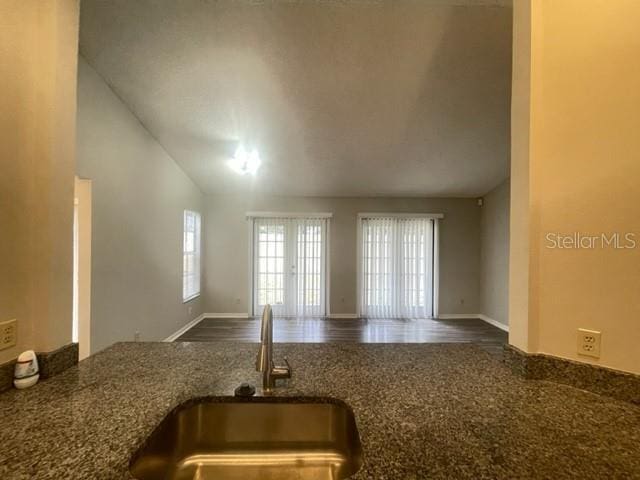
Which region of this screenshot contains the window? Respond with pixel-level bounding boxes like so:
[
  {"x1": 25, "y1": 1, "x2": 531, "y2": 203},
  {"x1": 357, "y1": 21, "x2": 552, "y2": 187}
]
[
  {"x1": 359, "y1": 214, "x2": 440, "y2": 319},
  {"x1": 183, "y1": 210, "x2": 201, "y2": 302}
]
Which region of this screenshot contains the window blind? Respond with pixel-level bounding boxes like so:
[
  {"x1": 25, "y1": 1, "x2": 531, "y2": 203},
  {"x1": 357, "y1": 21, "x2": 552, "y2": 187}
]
[{"x1": 360, "y1": 216, "x2": 439, "y2": 318}]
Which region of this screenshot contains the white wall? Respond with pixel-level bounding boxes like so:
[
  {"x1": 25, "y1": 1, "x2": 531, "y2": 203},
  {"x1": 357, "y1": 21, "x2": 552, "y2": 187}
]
[
  {"x1": 480, "y1": 179, "x2": 510, "y2": 327},
  {"x1": 74, "y1": 177, "x2": 92, "y2": 360},
  {"x1": 0, "y1": 0, "x2": 79, "y2": 364},
  {"x1": 76, "y1": 57, "x2": 204, "y2": 353},
  {"x1": 511, "y1": 0, "x2": 640, "y2": 374},
  {"x1": 203, "y1": 194, "x2": 480, "y2": 316},
  {"x1": 508, "y1": 0, "x2": 533, "y2": 351}
]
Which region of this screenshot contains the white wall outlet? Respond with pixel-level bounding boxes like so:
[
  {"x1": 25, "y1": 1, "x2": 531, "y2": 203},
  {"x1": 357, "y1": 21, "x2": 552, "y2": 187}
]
[
  {"x1": 0, "y1": 319, "x2": 17, "y2": 351},
  {"x1": 188, "y1": 306, "x2": 193, "y2": 315},
  {"x1": 577, "y1": 328, "x2": 601, "y2": 358},
  {"x1": 134, "y1": 331, "x2": 141, "y2": 342}
]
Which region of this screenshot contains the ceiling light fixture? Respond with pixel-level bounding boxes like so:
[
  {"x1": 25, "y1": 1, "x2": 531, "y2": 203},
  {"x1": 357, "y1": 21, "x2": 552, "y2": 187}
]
[{"x1": 228, "y1": 145, "x2": 261, "y2": 176}]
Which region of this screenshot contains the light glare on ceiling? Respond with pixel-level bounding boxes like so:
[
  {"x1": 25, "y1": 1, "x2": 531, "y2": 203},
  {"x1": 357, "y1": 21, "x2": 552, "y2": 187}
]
[{"x1": 228, "y1": 145, "x2": 261, "y2": 176}]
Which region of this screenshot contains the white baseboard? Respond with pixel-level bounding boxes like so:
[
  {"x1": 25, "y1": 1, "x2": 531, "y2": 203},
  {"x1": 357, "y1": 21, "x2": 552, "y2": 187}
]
[
  {"x1": 203, "y1": 313, "x2": 251, "y2": 319},
  {"x1": 327, "y1": 313, "x2": 359, "y2": 319},
  {"x1": 438, "y1": 313, "x2": 509, "y2": 332},
  {"x1": 164, "y1": 313, "x2": 206, "y2": 342},
  {"x1": 477, "y1": 314, "x2": 509, "y2": 332}
]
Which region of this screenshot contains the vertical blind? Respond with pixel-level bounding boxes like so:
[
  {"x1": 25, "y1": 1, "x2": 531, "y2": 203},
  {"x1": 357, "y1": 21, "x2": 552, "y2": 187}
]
[
  {"x1": 252, "y1": 216, "x2": 328, "y2": 317},
  {"x1": 183, "y1": 210, "x2": 201, "y2": 301},
  {"x1": 360, "y1": 216, "x2": 439, "y2": 319}
]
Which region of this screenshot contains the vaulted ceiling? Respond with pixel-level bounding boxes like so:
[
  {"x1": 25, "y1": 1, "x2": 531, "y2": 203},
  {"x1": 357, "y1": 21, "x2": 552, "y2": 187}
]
[{"x1": 79, "y1": 0, "x2": 512, "y2": 196}]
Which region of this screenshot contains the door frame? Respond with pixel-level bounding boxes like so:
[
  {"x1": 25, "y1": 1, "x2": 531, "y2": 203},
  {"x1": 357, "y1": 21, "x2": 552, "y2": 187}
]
[
  {"x1": 73, "y1": 177, "x2": 92, "y2": 360},
  {"x1": 247, "y1": 212, "x2": 332, "y2": 317}
]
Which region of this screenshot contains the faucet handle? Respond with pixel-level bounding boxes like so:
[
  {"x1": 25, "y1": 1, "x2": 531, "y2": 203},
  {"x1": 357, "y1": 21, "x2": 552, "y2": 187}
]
[
  {"x1": 283, "y1": 357, "x2": 291, "y2": 376},
  {"x1": 272, "y1": 357, "x2": 292, "y2": 379}
]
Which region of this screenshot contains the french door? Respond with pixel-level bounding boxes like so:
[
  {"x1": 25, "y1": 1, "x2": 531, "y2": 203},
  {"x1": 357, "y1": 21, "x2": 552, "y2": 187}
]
[{"x1": 251, "y1": 215, "x2": 329, "y2": 317}]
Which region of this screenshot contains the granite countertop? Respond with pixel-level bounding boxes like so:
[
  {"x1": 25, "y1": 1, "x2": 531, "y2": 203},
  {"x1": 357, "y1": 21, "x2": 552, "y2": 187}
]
[{"x1": 1, "y1": 342, "x2": 639, "y2": 479}]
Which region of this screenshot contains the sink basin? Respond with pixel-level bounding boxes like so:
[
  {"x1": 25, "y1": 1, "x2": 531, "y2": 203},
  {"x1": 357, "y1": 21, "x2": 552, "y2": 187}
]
[{"x1": 130, "y1": 397, "x2": 363, "y2": 480}]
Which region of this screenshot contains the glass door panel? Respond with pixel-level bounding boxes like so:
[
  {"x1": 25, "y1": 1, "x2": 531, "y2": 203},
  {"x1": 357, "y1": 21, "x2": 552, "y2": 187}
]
[
  {"x1": 253, "y1": 217, "x2": 327, "y2": 317},
  {"x1": 255, "y1": 222, "x2": 287, "y2": 316}
]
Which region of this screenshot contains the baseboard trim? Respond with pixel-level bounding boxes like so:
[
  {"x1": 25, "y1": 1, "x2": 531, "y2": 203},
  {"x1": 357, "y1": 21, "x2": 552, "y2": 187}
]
[
  {"x1": 438, "y1": 313, "x2": 509, "y2": 332},
  {"x1": 163, "y1": 314, "x2": 206, "y2": 342},
  {"x1": 203, "y1": 313, "x2": 251, "y2": 319},
  {"x1": 477, "y1": 314, "x2": 509, "y2": 332},
  {"x1": 438, "y1": 313, "x2": 479, "y2": 320},
  {"x1": 327, "y1": 313, "x2": 359, "y2": 319}
]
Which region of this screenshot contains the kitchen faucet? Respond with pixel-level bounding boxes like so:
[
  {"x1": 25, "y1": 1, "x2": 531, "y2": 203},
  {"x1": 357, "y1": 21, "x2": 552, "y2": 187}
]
[{"x1": 255, "y1": 304, "x2": 291, "y2": 391}]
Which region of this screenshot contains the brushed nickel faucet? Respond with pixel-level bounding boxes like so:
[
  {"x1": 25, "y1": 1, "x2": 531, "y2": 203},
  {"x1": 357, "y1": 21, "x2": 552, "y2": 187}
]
[{"x1": 256, "y1": 304, "x2": 291, "y2": 391}]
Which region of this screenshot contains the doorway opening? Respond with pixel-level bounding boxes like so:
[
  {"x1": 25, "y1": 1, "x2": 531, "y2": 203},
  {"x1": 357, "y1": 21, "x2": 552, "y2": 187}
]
[{"x1": 249, "y1": 213, "x2": 331, "y2": 317}]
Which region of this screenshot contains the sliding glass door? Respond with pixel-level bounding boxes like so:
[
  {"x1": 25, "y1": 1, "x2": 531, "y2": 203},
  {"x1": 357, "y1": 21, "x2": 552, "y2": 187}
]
[
  {"x1": 359, "y1": 215, "x2": 439, "y2": 319},
  {"x1": 251, "y1": 216, "x2": 328, "y2": 317}
]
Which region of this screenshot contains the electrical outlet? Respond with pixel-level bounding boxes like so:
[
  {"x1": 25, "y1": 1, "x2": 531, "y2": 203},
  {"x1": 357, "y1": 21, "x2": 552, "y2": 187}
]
[
  {"x1": 134, "y1": 331, "x2": 141, "y2": 342},
  {"x1": 577, "y1": 328, "x2": 601, "y2": 358},
  {"x1": 0, "y1": 319, "x2": 17, "y2": 351},
  {"x1": 188, "y1": 306, "x2": 193, "y2": 315}
]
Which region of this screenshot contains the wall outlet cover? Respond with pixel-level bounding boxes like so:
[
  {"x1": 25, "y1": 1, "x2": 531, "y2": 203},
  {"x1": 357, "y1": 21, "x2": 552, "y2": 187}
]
[
  {"x1": 0, "y1": 319, "x2": 17, "y2": 351},
  {"x1": 577, "y1": 328, "x2": 601, "y2": 358}
]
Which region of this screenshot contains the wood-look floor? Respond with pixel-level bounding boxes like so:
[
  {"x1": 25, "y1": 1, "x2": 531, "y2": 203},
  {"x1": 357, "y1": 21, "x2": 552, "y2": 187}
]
[{"x1": 176, "y1": 317, "x2": 508, "y2": 355}]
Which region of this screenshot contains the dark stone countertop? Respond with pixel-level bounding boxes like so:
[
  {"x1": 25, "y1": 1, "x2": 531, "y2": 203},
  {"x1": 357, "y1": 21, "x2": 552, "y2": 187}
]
[{"x1": 1, "y1": 342, "x2": 639, "y2": 479}]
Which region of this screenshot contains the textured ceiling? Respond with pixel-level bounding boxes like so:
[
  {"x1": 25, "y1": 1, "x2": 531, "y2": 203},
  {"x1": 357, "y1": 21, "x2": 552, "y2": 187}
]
[{"x1": 79, "y1": 0, "x2": 512, "y2": 196}]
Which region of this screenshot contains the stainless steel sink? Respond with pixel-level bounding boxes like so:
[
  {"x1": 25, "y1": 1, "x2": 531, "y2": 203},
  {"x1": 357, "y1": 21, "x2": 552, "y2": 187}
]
[{"x1": 130, "y1": 398, "x2": 363, "y2": 480}]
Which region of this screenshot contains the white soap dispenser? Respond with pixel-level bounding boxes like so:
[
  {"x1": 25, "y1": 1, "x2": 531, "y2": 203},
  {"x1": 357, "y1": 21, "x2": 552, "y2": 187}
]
[{"x1": 14, "y1": 350, "x2": 39, "y2": 389}]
